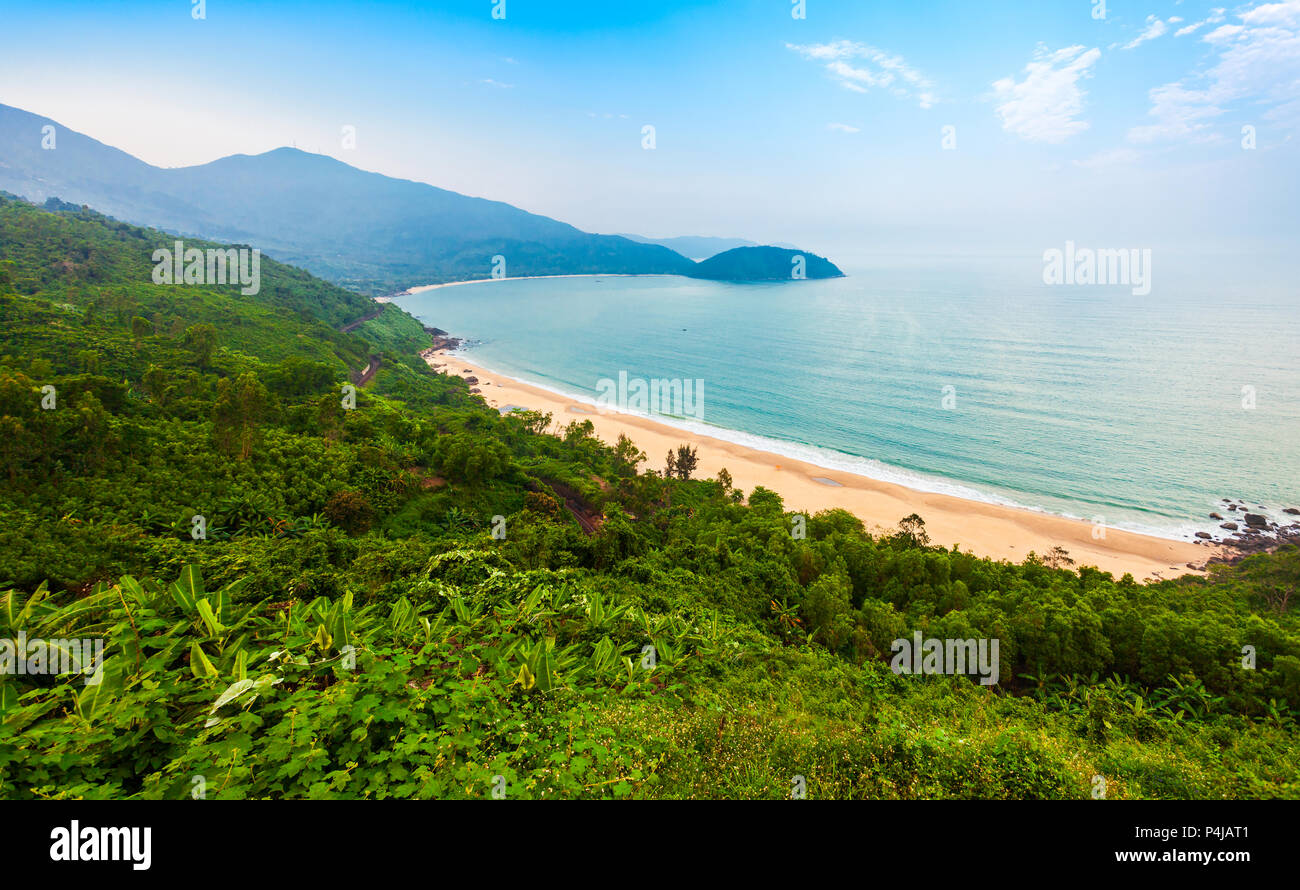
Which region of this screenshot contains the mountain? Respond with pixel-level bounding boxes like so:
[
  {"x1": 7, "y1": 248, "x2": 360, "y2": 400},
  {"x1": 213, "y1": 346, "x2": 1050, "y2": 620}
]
[
  {"x1": 688, "y1": 246, "x2": 844, "y2": 281},
  {"x1": 0, "y1": 103, "x2": 843, "y2": 294},
  {"x1": 0, "y1": 104, "x2": 696, "y2": 294},
  {"x1": 617, "y1": 234, "x2": 801, "y2": 259},
  {"x1": 618, "y1": 234, "x2": 758, "y2": 259}
]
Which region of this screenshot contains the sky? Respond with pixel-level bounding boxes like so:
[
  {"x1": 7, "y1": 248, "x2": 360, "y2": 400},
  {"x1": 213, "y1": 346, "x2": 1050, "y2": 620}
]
[{"x1": 2, "y1": 0, "x2": 1298, "y2": 262}]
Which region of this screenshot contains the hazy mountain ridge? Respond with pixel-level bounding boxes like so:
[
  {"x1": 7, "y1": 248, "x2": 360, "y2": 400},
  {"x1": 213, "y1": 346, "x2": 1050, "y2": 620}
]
[
  {"x1": 0, "y1": 103, "x2": 837, "y2": 293},
  {"x1": 0, "y1": 105, "x2": 695, "y2": 293},
  {"x1": 616, "y1": 233, "x2": 800, "y2": 259}
]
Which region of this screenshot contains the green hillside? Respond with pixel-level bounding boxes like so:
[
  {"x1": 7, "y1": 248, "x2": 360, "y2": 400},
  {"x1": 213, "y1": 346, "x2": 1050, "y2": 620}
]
[
  {"x1": 0, "y1": 194, "x2": 1296, "y2": 799},
  {"x1": 689, "y1": 246, "x2": 845, "y2": 281}
]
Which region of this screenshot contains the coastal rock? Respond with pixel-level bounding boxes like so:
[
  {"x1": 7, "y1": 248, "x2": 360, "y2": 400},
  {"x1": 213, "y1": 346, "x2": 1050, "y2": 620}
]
[
  {"x1": 1195, "y1": 531, "x2": 1213, "y2": 540},
  {"x1": 1285, "y1": 508, "x2": 1300, "y2": 515},
  {"x1": 1227, "y1": 504, "x2": 1239, "y2": 511},
  {"x1": 1220, "y1": 522, "x2": 1238, "y2": 531},
  {"x1": 464, "y1": 376, "x2": 479, "y2": 385},
  {"x1": 1243, "y1": 513, "x2": 1268, "y2": 528},
  {"x1": 1209, "y1": 512, "x2": 1223, "y2": 520}
]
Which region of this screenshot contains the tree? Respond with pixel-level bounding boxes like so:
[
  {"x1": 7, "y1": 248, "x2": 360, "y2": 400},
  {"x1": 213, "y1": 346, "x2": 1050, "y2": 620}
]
[
  {"x1": 212, "y1": 372, "x2": 269, "y2": 459},
  {"x1": 78, "y1": 350, "x2": 101, "y2": 374},
  {"x1": 184, "y1": 324, "x2": 217, "y2": 368},
  {"x1": 434, "y1": 431, "x2": 512, "y2": 484},
  {"x1": 563, "y1": 419, "x2": 594, "y2": 443},
  {"x1": 1044, "y1": 546, "x2": 1075, "y2": 569},
  {"x1": 716, "y1": 467, "x2": 733, "y2": 493},
  {"x1": 612, "y1": 434, "x2": 646, "y2": 475},
  {"x1": 896, "y1": 513, "x2": 931, "y2": 548},
  {"x1": 324, "y1": 490, "x2": 375, "y2": 534},
  {"x1": 666, "y1": 443, "x2": 698, "y2": 480},
  {"x1": 747, "y1": 486, "x2": 784, "y2": 514},
  {"x1": 802, "y1": 565, "x2": 854, "y2": 652},
  {"x1": 142, "y1": 365, "x2": 169, "y2": 408},
  {"x1": 130, "y1": 315, "x2": 153, "y2": 343}
]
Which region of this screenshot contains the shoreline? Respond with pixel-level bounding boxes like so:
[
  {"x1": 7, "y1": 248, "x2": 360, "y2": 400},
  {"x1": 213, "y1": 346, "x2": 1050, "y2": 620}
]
[
  {"x1": 393, "y1": 273, "x2": 654, "y2": 299},
  {"x1": 423, "y1": 348, "x2": 1220, "y2": 581}
]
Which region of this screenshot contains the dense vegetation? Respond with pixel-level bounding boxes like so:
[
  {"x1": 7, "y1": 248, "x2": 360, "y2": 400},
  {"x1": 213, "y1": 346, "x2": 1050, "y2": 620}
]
[
  {"x1": 688, "y1": 246, "x2": 845, "y2": 281},
  {"x1": 0, "y1": 194, "x2": 1296, "y2": 799}
]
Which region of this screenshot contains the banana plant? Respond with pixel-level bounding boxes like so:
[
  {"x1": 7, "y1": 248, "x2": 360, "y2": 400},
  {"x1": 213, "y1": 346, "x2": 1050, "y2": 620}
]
[
  {"x1": 512, "y1": 636, "x2": 580, "y2": 693},
  {"x1": 583, "y1": 590, "x2": 630, "y2": 629},
  {"x1": 586, "y1": 635, "x2": 631, "y2": 680}
]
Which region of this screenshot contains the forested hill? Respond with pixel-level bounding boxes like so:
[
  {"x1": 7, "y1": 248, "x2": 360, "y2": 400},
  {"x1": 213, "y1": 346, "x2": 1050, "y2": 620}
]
[
  {"x1": 0, "y1": 193, "x2": 1297, "y2": 799},
  {"x1": 0, "y1": 104, "x2": 697, "y2": 294},
  {"x1": 689, "y1": 246, "x2": 845, "y2": 281}
]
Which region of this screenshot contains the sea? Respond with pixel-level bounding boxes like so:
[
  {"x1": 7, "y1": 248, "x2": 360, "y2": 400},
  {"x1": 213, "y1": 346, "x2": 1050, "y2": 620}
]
[{"x1": 394, "y1": 253, "x2": 1300, "y2": 541}]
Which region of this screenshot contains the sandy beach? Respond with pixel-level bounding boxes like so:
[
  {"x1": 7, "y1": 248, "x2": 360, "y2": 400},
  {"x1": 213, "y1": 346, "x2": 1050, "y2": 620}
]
[
  {"x1": 393, "y1": 274, "x2": 651, "y2": 299},
  {"x1": 423, "y1": 349, "x2": 1217, "y2": 581}
]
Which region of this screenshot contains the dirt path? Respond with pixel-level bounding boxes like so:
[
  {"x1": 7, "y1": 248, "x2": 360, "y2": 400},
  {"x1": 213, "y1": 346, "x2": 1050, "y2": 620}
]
[{"x1": 340, "y1": 307, "x2": 384, "y2": 333}]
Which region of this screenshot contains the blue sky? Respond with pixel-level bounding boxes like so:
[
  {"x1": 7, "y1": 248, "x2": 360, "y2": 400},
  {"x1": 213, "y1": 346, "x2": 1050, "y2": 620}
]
[{"x1": 2, "y1": 0, "x2": 1298, "y2": 258}]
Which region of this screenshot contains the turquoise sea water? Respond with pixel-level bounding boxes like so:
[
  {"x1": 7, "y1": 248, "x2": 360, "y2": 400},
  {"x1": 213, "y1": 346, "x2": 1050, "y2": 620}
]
[{"x1": 395, "y1": 256, "x2": 1300, "y2": 540}]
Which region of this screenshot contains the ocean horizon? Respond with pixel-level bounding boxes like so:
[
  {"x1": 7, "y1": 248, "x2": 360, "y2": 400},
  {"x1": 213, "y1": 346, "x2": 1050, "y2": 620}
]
[{"x1": 396, "y1": 255, "x2": 1300, "y2": 543}]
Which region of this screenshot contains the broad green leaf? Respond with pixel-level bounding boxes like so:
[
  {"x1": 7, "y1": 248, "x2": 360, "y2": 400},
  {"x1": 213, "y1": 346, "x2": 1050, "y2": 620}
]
[
  {"x1": 211, "y1": 677, "x2": 255, "y2": 712},
  {"x1": 189, "y1": 642, "x2": 219, "y2": 679}
]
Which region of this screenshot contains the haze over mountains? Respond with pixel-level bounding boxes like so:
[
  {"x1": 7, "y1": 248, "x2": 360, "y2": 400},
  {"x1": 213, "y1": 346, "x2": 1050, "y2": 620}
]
[
  {"x1": 616, "y1": 234, "x2": 799, "y2": 260},
  {"x1": 0, "y1": 103, "x2": 841, "y2": 294}
]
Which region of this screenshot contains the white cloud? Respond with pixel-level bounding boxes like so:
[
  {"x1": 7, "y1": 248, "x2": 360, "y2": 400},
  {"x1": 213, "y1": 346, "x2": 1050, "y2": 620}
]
[
  {"x1": 828, "y1": 122, "x2": 861, "y2": 133},
  {"x1": 992, "y1": 45, "x2": 1102, "y2": 143},
  {"x1": 1238, "y1": 1, "x2": 1300, "y2": 25},
  {"x1": 788, "y1": 41, "x2": 937, "y2": 108},
  {"x1": 1124, "y1": 16, "x2": 1170, "y2": 50},
  {"x1": 1175, "y1": 7, "x2": 1227, "y2": 36},
  {"x1": 1204, "y1": 23, "x2": 1246, "y2": 40},
  {"x1": 1129, "y1": 0, "x2": 1300, "y2": 143}
]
